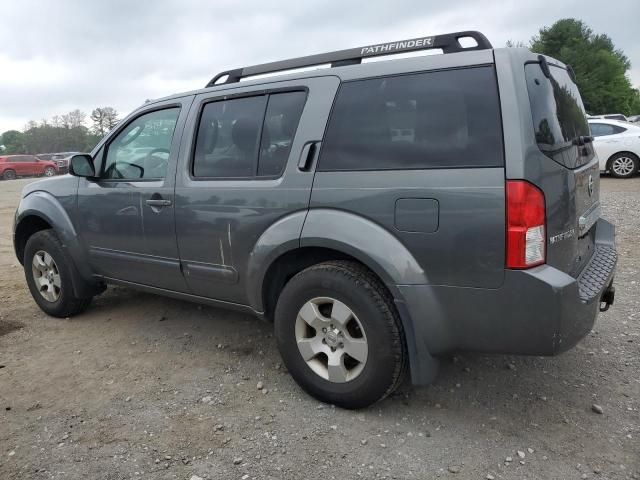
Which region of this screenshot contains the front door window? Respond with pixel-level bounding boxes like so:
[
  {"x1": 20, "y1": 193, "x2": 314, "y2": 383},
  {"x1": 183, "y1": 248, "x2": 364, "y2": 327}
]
[{"x1": 103, "y1": 108, "x2": 180, "y2": 180}]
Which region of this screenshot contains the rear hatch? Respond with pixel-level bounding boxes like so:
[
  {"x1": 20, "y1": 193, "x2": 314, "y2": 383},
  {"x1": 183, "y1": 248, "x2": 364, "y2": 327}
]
[{"x1": 524, "y1": 58, "x2": 600, "y2": 277}]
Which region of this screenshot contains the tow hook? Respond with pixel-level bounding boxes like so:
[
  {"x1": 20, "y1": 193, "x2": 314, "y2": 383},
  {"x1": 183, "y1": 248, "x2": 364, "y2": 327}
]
[{"x1": 600, "y1": 285, "x2": 615, "y2": 312}]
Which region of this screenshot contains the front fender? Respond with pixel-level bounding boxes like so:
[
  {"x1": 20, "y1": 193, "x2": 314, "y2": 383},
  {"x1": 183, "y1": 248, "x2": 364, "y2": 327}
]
[{"x1": 15, "y1": 191, "x2": 94, "y2": 286}]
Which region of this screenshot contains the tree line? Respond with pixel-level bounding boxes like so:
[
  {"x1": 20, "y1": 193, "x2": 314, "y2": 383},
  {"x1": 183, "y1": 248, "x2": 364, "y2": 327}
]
[
  {"x1": 0, "y1": 107, "x2": 120, "y2": 155},
  {"x1": 509, "y1": 19, "x2": 640, "y2": 115}
]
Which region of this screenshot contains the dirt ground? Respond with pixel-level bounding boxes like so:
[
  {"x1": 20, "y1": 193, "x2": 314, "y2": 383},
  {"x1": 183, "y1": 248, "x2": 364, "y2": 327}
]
[{"x1": 0, "y1": 176, "x2": 638, "y2": 480}]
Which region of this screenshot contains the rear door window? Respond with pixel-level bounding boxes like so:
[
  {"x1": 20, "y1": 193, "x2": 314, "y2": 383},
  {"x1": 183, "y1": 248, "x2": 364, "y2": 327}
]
[
  {"x1": 318, "y1": 66, "x2": 504, "y2": 171},
  {"x1": 192, "y1": 91, "x2": 306, "y2": 178},
  {"x1": 525, "y1": 63, "x2": 592, "y2": 168}
]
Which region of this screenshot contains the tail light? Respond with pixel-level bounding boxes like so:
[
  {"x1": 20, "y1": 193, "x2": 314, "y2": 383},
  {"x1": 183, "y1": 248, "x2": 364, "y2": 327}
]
[{"x1": 506, "y1": 180, "x2": 546, "y2": 269}]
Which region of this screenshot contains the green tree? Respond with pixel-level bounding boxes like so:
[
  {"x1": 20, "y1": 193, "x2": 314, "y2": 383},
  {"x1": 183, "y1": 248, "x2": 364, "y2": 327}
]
[
  {"x1": 530, "y1": 19, "x2": 639, "y2": 115},
  {"x1": 0, "y1": 130, "x2": 26, "y2": 154}
]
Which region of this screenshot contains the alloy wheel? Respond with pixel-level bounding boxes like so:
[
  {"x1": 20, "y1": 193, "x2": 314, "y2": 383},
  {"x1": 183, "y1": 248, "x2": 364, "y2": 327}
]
[
  {"x1": 612, "y1": 156, "x2": 636, "y2": 177},
  {"x1": 31, "y1": 250, "x2": 61, "y2": 302},
  {"x1": 294, "y1": 297, "x2": 368, "y2": 383}
]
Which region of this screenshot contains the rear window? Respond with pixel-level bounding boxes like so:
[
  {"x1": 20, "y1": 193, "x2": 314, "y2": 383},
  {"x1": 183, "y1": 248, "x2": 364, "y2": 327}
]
[
  {"x1": 525, "y1": 63, "x2": 591, "y2": 169},
  {"x1": 318, "y1": 66, "x2": 504, "y2": 171}
]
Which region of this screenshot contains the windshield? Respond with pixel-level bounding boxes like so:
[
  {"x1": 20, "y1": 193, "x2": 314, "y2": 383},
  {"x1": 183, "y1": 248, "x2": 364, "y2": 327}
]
[{"x1": 525, "y1": 62, "x2": 592, "y2": 169}]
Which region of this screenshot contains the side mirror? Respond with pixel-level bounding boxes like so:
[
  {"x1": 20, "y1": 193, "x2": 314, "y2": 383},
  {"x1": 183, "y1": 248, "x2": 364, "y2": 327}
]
[{"x1": 69, "y1": 154, "x2": 96, "y2": 178}]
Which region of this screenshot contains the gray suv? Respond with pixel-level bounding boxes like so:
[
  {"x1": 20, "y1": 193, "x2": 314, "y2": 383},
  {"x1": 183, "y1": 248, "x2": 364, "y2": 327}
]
[{"x1": 13, "y1": 31, "x2": 617, "y2": 408}]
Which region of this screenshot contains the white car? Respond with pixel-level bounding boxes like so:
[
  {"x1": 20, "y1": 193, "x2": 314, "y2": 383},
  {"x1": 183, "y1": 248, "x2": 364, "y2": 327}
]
[{"x1": 589, "y1": 119, "x2": 640, "y2": 178}]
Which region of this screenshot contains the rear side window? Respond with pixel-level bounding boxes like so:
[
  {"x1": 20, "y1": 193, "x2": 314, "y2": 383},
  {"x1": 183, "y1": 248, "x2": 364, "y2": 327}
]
[
  {"x1": 590, "y1": 122, "x2": 626, "y2": 137},
  {"x1": 525, "y1": 63, "x2": 591, "y2": 169},
  {"x1": 193, "y1": 91, "x2": 306, "y2": 179},
  {"x1": 318, "y1": 66, "x2": 504, "y2": 171}
]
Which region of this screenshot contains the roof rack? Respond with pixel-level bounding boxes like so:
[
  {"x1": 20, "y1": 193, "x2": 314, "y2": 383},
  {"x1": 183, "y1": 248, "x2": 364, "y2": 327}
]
[{"x1": 206, "y1": 30, "x2": 492, "y2": 87}]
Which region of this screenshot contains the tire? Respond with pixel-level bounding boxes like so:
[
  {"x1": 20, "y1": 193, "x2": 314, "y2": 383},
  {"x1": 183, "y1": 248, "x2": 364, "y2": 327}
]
[
  {"x1": 23, "y1": 230, "x2": 92, "y2": 317},
  {"x1": 43, "y1": 167, "x2": 56, "y2": 177},
  {"x1": 609, "y1": 152, "x2": 639, "y2": 179},
  {"x1": 3, "y1": 169, "x2": 16, "y2": 180},
  {"x1": 274, "y1": 260, "x2": 407, "y2": 409}
]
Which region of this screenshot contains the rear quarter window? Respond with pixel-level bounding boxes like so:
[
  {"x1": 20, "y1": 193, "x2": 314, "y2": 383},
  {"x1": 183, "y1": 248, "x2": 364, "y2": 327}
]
[
  {"x1": 525, "y1": 63, "x2": 591, "y2": 169},
  {"x1": 318, "y1": 66, "x2": 504, "y2": 171}
]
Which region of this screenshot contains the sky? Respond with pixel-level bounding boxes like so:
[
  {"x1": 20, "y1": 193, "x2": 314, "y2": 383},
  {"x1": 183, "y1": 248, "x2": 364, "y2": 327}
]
[{"x1": 1, "y1": 0, "x2": 639, "y2": 133}]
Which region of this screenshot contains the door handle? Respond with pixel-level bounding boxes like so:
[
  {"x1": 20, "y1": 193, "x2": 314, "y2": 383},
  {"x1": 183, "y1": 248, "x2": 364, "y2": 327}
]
[
  {"x1": 298, "y1": 141, "x2": 321, "y2": 171},
  {"x1": 146, "y1": 199, "x2": 172, "y2": 207}
]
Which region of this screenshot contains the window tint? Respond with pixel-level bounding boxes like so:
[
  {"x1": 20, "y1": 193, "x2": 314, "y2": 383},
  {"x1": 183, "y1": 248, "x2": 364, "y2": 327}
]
[
  {"x1": 258, "y1": 92, "x2": 306, "y2": 176},
  {"x1": 193, "y1": 96, "x2": 267, "y2": 178},
  {"x1": 604, "y1": 115, "x2": 626, "y2": 121},
  {"x1": 193, "y1": 91, "x2": 306, "y2": 178},
  {"x1": 318, "y1": 66, "x2": 503, "y2": 171},
  {"x1": 103, "y1": 108, "x2": 180, "y2": 180},
  {"x1": 525, "y1": 63, "x2": 591, "y2": 169}
]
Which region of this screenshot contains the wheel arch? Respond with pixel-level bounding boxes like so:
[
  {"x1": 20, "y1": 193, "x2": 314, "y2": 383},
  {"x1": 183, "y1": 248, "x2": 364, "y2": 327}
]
[
  {"x1": 250, "y1": 208, "x2": 437, "y2": 385},
  {"x1": 248, "y1": 208, "x2": 428, "y2": 315},
  {"x1": 14, "y1": 214, "x2": 53, "y2": 264},
  {"x1": 15, "y1": 192, "x2": 99, "y2": 297}
]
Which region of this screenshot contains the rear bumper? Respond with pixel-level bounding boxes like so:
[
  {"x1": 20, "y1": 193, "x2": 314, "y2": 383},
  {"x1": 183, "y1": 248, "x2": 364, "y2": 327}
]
[{"x1": 398, "y1": 218, "x2": 616, "y2": 384}]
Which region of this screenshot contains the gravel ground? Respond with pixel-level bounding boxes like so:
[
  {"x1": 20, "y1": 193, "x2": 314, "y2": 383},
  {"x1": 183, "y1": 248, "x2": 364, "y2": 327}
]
[{"x1": 0, "y1": 176, "x2": 638, "y2": 480}]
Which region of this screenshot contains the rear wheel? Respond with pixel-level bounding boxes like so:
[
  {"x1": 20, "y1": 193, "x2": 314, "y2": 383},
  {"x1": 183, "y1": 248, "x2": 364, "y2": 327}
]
[
  {"x1": 43, "y1": 167, "x2": 56, "y2": 177},
  {"x1": 3, "y1": 169, "x2": 16, "y2": 180},
  {"x1": 609, "y1": 153, "x2": 639, "y2": 178},
  {"x1": 274, "y1": 261, "x2": 407, "y2": 409},
  {"x1": 24, "y1": 230, "x2": 92, "y2": 317}
]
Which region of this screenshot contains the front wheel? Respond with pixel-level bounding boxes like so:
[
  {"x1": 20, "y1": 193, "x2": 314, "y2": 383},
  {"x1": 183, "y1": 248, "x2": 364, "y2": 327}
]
[
  {"x1": 274, "y1": 261, "x2": 407, "y2": 409},
  {"x1": 43, "y1": 167, "x2": 56, "y2": 177},
  {"x1": 3, "y1": 169, "x2": 16, "y2": 180},
  {"x1": 24, "y1": 230, "x2": 92, "y2": 317},
  {"x1": 609, "y1": 153, "x2": 639, "y2": 178}
]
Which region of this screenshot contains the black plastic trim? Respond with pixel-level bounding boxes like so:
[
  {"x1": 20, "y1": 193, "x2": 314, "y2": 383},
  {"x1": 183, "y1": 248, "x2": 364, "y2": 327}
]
[{"x1": 206, "y1": 31, "x2": 492, "y2": 86}]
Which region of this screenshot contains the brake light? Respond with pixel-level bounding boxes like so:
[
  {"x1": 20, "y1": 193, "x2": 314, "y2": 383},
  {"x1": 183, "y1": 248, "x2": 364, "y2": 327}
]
[{"x1": 506, "y1": 180, "x2": 546, "y2": 269}]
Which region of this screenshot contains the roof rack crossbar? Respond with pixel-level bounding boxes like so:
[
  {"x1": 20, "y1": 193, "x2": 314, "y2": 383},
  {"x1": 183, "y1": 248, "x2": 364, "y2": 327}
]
[{"x1": 206, "y1": 30, "x2": 492, "y2": 87}]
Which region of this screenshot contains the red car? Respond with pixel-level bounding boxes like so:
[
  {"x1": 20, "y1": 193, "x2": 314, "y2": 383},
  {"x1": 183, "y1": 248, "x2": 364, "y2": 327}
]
[{"x1": 0, "y1": 155, "x2": 58, "y2": 180}]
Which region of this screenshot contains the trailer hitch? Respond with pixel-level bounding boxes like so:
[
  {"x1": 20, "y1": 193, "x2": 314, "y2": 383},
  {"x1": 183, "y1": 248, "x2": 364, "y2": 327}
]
[{"x1": 599, "y1": 285, "x2": 615, "y2": 312}]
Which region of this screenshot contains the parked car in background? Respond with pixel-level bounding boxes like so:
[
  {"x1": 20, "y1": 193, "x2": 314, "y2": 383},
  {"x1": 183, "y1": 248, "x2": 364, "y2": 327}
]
[
  {"x1": 54, "y1": 152, "x2": 80, "y2": 174},
  {"x1": 589, "y1": 119, "x2": 640, "y2": 178},
  {"x1": 589, "y1": 113, "x2": 629, "y2": 122},
  {"x1": 628, "y1": 115, "x2": 640, "y2": 124},
  {"x1": 37, "y1": 152, "x2": 80, "y2": 174},
  {"x1": 0, "y1": 155, "x2": 58, "y2": 180}
]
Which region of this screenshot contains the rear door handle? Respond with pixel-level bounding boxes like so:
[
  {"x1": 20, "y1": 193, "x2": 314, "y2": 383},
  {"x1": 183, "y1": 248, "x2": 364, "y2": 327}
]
[
  {"x1": 146, "y1": 199, "x2": 172, "y2": 207},
  {"x1": 298, "y1": 141, "x2": 321, "y2": 170}
]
